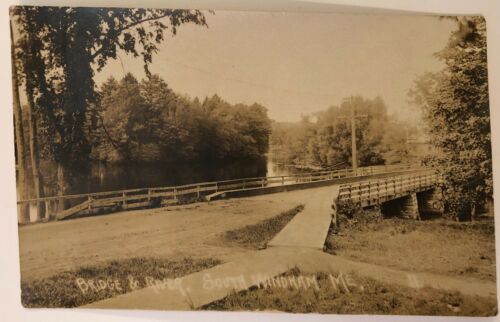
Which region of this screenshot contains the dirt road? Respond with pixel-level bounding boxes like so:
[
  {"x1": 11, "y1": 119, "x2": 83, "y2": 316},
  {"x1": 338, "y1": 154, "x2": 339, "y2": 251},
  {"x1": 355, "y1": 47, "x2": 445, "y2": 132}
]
[{"x1": 18, "y1": 186, "x2": 334, "y2": 281}]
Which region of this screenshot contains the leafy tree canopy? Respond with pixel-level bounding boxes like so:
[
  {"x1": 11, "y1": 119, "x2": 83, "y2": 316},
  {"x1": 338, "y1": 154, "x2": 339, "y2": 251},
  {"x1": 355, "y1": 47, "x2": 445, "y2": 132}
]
[
  {"x1": 93, "y1": 74, "x2": 272, "y2": 163},
  {"x1": 271, "y1": 96, "x2": 392, "y2": 169},
  {"x1": 11, "y1": 6, "x2": 208, "y2": 167},
  {"x1": 409, "y1": 16, "x2": 491, "y2": 220}
]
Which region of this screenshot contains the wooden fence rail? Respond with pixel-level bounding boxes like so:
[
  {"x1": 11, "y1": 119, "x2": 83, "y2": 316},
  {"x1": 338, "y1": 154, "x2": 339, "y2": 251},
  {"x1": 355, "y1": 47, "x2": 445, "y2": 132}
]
[
  {"x1": 336, "y1": 170, "x2": 439, "y2": 208},
  {"x1": 18, "y1": 163, "x2": 425, "y2": 221}
]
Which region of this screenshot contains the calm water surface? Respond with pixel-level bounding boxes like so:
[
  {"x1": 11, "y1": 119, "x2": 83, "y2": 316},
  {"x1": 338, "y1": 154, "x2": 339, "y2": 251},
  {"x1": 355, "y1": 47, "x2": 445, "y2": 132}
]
[{"x1": 39, "y1": 157, "x2": 297, "y2": 196}]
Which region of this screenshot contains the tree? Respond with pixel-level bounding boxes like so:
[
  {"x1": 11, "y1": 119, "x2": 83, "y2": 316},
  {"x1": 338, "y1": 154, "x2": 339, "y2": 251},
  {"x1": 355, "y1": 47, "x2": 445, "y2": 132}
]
[
  {"x1": 270, "y1": 118, "x2": 317, "y2": 166},
  {"x1": 13, "y1": 15, "x2": 47, "y2": 220},
  {"x1": 380, "y1": 120, "x2": 413, "y2": 165},
  {"x1": 321, "y1": 96, "x2": 386, "y2": 167},
  {"x1": 99, "y1": 73, "x2": 159, "y2": 162},
  {"x1": 409, "y1": 17, "x2": 491, "y2": 220},
  {"x1": 87, "y1": 76, "x2": 121, "y2": 161},
  {"x1": 11, "y1": 21, "x2": 30, "y2": 223},
  {"x1": 95, "y1": 74, "x2": 272, "y2": 164},
  {"x1": 11, "y1": 6, "x2": 208, "y2": 210},
  {"x1": 271, "y1": 96, "x2": 388, "y2": 169}
]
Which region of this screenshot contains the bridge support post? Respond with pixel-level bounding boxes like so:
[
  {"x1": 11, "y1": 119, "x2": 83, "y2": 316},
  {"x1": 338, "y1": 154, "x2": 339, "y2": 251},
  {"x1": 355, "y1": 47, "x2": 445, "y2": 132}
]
[
  {"x1": 380, "y1": 193, "x2": 420, "y2": 220},
  {"x1": 380, "y1": 188, "x2": 444, "y2": 220},
  {"x1": 416, "y1": 188, "x2": 444, "y2": 219},
  {"x1": 400, "y1": 193, "x2": 420, "y2": 220}
]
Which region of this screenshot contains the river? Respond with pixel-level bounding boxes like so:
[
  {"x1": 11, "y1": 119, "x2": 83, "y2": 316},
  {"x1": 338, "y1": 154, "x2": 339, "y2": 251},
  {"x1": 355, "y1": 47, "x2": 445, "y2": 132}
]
[{"x1": 36, "y1": 156, "x2": 297, "y2": 196}]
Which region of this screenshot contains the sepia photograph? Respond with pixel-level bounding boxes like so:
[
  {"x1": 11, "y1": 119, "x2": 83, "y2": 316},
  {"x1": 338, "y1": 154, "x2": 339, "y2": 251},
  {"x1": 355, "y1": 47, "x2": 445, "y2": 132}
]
[{"x1": 9, "y1": 4, "x2": 496, "y2": 316}]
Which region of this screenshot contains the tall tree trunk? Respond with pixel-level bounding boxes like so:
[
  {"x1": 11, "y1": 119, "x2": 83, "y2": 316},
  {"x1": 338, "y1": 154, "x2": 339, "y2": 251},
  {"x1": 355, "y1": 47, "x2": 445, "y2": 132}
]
[
  {"x1": 22, "y1": 24, "x2": 47, "y2": 221},
  {"x1": 11, "y1": 21, "x2": 30, "y2": 223},
  {"x1": 57, "y1": 164, "x2": 69, "y2": 212},
  {"x1": 26, "y1": 86, "x2": 46, "y2": 221},
  {"x1": 487, "y1": 197, "x2": 494, "y2": 216}
]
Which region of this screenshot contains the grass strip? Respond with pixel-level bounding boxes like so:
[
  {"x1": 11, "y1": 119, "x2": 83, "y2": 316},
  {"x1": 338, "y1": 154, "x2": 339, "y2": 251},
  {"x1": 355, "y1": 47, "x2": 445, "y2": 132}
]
[
  {"x1": 223, "y1": 204, "x2": 304, "y2": 249},
  {"x1": 21, "y1": 256, "x2": 221, "y2": 308},
  {"x1": 203, "y1": 268, "x2": 497, "y2": 316}
]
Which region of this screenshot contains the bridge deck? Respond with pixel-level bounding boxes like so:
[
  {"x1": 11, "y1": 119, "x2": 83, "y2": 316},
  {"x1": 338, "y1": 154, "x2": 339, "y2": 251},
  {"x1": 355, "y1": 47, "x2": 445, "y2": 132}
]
[
  {"x1": 268, "y1": 186, "x2": 339, "y2": 249},
  {"x1": 18, "y1": 164, "x2": 425, "y2": 222}
]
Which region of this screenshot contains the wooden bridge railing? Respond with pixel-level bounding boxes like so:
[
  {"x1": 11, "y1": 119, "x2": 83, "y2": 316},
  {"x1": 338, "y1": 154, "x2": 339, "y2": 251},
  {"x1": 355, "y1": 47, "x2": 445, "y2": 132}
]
[
  {"x1": 337, "y1": 170, "x2": 439, "y2": 208},
  {"x1": 18, "y1": 163, "x2": 425, "y2": 221}
]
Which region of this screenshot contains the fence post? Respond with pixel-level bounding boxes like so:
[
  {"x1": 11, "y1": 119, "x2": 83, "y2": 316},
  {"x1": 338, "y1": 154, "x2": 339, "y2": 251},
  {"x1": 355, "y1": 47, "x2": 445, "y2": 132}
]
[
  {"x1": 242, "y1": 179, "x2": 246, "y2": 189},
  {"x1": 88, "y1": 195, "x2": 92, "y2": 213},
  {"x1": 197, "y1": 185, "x2": 201, "y2": 198},
  {"x1": 122, "y1": 192, "x2": 126, "y2": 207},
  {"x1": 47, "y1": 200, "x2": 53, "y2": 220},
  {"x1": 376, "y1": 180, "x2": 380, "y2": 202},
  {"x1": 148, "y1": 189, "x2": 152, "y2": 202},
  {"x1": 282, "y1": 176, "x2": 285, "y2": 185},
  {"x1": 44, "y1": 200, "x2": 50, "y2": 220}
]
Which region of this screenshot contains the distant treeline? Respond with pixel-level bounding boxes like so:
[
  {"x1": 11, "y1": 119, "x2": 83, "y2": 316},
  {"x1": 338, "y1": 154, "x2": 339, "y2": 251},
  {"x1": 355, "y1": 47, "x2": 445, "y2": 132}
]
[
  {"x1": 88, "y1": 73, "x2": 272, "y2": 163},
  {"x1": 270, "y1": 96, "x2": 421, "y2": 168}
]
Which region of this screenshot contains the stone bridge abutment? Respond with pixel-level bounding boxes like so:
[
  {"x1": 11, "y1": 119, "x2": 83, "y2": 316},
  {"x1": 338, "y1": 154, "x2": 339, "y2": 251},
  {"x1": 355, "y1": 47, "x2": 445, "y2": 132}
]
[{"x1": 380, "y1": 187, "x2": 444, "y2": 220}]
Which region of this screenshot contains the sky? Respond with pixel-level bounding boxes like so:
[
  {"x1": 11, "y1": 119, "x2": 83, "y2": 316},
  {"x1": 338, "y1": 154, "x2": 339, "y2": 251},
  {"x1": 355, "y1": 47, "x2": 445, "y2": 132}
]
[{"x1": 94, "y1": 10, "x2": 457, "y2": 123}]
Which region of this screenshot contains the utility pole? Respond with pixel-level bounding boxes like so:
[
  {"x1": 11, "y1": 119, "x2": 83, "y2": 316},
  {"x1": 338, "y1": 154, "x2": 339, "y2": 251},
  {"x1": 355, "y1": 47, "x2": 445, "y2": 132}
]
[
  {"x1": 350, "y1": 97, "x2": 358, "y2": 172},
  {"x1": 337, "y1": 96, "x2": 368, "y2": 173}
]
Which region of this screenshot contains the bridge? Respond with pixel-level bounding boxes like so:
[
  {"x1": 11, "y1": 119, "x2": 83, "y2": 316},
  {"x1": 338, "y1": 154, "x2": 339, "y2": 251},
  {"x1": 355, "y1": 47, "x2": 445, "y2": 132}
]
[
  {"x1": 336, "y1": 170, "x2": 442, "y2": 220},
  {"x1": 17, "y1": 163, "x2": 438, "y2": 222},
  {"x1": 79, "y1": 165, "x2": 460, "y2": 311},
  {"x1": 20, "y1": 163, "x2": 493, "y2": 311}
]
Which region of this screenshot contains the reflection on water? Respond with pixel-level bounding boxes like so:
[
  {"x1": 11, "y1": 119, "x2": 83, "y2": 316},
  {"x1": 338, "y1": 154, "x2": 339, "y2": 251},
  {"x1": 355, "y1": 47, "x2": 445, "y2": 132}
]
[
  {"x1": 266, "y1": 159, "x2": 298, "y2": 177},
  {"x1": 22, "y1": 157, "x2": 306, "y2": 221},
  {"x1": 38, "y1": 156, "x2": 297, "y2": 196}
]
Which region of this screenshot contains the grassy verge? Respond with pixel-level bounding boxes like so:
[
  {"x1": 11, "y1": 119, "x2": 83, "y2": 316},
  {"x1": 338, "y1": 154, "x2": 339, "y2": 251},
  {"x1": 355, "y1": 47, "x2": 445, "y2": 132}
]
[
  {"x1": 21, "y1": 257, "x2": 221, "y2": 308},
  {"x1": 203, "y1": 268, "x2": 497, "y2": 316},
  {"x1": 222, "y1": 205, "x2": 304, "y2": 249},
  {"x1": 326, "y1": 207, "x2": 496, "y2": 282}
]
